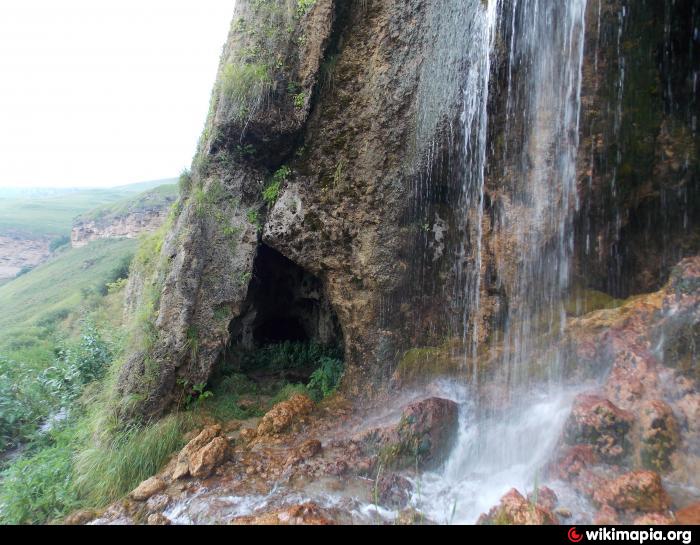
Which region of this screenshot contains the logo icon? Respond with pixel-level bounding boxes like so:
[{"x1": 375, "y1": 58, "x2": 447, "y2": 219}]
[{"x1": 568, "y1": 527, "x2": 584, "y2": 543}]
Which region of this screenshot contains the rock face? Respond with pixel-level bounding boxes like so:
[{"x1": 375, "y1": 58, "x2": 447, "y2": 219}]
[
  {"x1": 0, "y1": 235, "x2": 50, "y2": 280},
  {"x1": 71, "y1": 210, "x2": 169, "y2": 248},
  {"x1": 115, "y1": 0, "x2": 480, "y2": 419}
]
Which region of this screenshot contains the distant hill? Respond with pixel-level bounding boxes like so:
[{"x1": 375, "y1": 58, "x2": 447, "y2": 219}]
[{"x1": 0, "y1": 179, "x2": 178, "y2": 239}]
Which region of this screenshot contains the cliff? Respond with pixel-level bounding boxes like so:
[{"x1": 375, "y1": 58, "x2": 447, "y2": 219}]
[
  {"x1": 71, "y1": 185, "x2": 177, "y2": 248},
  {"x1": 116, "y1": 0, "x2": 700, "y2": 422}
]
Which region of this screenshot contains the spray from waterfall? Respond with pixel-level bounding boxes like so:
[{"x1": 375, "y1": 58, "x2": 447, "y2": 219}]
[{"x1": 416, "y1": 0, "x2": 589, "y2": 523}]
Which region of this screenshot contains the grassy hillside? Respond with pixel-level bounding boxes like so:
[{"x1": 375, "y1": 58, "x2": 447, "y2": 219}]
[
  {"x1": 0, "y1": 179, "x2": 177, "y2": 239},
  {"x1": 75, "y1": 184, "x2": 178, "y2": 225},
  {"x1": 0, "y1": 238, "x2": 138, "y2": 351}
]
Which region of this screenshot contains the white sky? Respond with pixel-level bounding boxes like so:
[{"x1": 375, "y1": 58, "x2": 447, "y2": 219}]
[{"x1": 0, "y1": 0, "x2": 236, "y2": 188}]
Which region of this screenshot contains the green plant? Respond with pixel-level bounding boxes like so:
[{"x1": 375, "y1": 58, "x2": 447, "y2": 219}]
[
  {"x1": 221, "y1": 62, "x2": 272, "y2": 121},
  {"x1": 293, "y1": 92, "x2": 306, "y2": 109},
  {"x1": 307, "y1": 356, "x2": 344, "y2": 400},
  {"x1": 0, "y1": 437, "x2": 81, "y2": 524},
  {"x1": 263, "y1": 165, "x2": 291, "y2": 205},
  {"x1": 296, "y1": 0, "x2": 316, "y2": 17},
  {"x1": 74, "y1": 413, "x2": 191, "y2": 509},
  {"x1": 178, "y1": 169, "x2": 193, "y2": 195}
]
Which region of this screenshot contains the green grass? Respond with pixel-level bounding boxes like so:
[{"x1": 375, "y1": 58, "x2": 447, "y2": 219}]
[{"x1": 0, "y1": 239, "x2": 137, "y2": 348}]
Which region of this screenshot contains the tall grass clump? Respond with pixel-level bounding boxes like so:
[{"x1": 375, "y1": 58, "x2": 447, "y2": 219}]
[{"x1": 73, "y1": 413, "x2": 191, "y2": 508}]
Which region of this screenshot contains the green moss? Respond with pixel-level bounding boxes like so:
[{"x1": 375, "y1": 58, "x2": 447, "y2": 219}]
[{"x1": 394, "y1": 342, "x2": 457, "y2": 385}]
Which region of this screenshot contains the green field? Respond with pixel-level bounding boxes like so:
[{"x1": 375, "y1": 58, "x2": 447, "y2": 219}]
[{"x1": 0, "y1": 179, "x2": 177, "y2": 238}]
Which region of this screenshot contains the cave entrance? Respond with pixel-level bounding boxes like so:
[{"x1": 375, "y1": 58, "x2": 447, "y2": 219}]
[{"x1": 223, "y1": 244, "x2": 344, "y2": 386}]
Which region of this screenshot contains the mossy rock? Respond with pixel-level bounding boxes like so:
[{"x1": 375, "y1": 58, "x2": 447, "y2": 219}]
[{"x1": 392, "y1": 340, "x2": 461, "y2": 386}]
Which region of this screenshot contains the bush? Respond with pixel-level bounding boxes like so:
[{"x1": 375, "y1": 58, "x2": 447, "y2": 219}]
[{"x1": 0, "y1": 438, "x2": 81, "y2": 524}]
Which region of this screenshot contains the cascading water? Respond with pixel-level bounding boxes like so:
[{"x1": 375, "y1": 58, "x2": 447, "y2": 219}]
[{"x1": 413, "y1": 0, "x2": 590, "y2": 523}]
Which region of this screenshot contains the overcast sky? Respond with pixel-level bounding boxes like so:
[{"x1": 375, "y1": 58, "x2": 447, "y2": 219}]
[{"x1": 0, "y1": 0, "x2": 236, "y2": 188}]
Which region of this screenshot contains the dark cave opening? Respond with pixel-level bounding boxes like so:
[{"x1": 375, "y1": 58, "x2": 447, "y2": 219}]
[{"x1": 221, "y1": 244, "x2": 344, "y2": 384}]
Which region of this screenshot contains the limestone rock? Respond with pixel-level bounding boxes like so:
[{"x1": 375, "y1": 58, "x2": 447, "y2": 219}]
[
  {"x1": 189, "y1": 436, "x2": 229, "y2": 479},
  {"x1": 639, "y1": 400, "x2": 680, "y2": 471},
  {"x1": 172, "y1": 425, "x2": 227, "y2": 480},
  {"x1": 592, "y1": 471, "x2": 670, "y2": 513},
  {"x1": 675, "y1": 502, "x2": 700, "y2": 524},
  {"x1": 373, "y1": 473, "x2": 413, "y2": 509},
  {"x1": 564, "y1": 394, "x2": 634, "y2": 462},
  {"x1": 130, "y1": 477, "x2": 166, "y2": 501},
  {"x1": 257, "y1": 394, "x2": 314, "y2": 436},
  {"x1": 147, "y1": 513, "x2": 172, "y2": 526},
  {"x1": 477, "y1": 488, "x2": 558, "y2": 525}
]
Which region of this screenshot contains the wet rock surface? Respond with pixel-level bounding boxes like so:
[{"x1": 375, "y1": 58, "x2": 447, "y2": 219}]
[{"x1": 477, "y1": 488, "x2": 558, "y2": 525}]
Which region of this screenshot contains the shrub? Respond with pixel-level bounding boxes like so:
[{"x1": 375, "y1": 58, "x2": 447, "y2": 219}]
[
  {"x1": 307, "y1": 356, "x2": 344, "y2": 400},
  {"x1": 178, "y1": 169, "x2": 193, "y2": 195},
  {"x1": 0, "y1": 438, "x2": 81, "y2": 524},
  {"x1": 297, "y1": 0, "x2": 316, "y2": 17}
]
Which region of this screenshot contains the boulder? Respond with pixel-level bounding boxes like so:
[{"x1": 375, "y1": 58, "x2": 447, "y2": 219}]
[
  {"x1": 373, "y1": 473, "x2": 413, "y2": 509},
  {"x1": 592, "y1": 471, "x2": 670, "y2": 513},
  {"x1": 477, "y1": 488, "x2": 558, "y2": 525},
  {"x1": 189, "y1": 436, "x2": 229, "y2": 479},
  {"x1": 172, "y1": 425, "x2": 228, "y2": 480},
  {"x1": 130, "y1": 476, "x2": 166, "y2": 501},
  {"x1": 64, "y1": 509, "x2": 97, "y2": 525},
  {"x1": 362, "y1": 397, "x2": 459, "y2": 471},
  {"x1": 257, "y1": 394, "x2": 314, "y2": 436},
  {"x1": 564, "y1": 394, "x2": 634, "y2": 462}
]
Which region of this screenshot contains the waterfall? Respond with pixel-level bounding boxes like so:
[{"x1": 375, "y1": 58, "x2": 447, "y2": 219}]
[{"x1": 415, "y1": 0, "x2": 589, "y2": 523}]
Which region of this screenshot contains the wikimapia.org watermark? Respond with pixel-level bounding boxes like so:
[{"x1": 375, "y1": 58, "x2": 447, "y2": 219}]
[{"x1": 568, "y1": 527, "x2": 693, "y2": 544}]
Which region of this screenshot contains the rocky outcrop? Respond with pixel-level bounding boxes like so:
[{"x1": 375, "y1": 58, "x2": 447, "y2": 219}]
[
  {"x1": 71, "y1": 209, "x2": 169, "y2": 248},
  {"x1": 0, "y1": 235, "x2": 50, "y2": 280},
  {"x1": 115, "y1": 0, "x2": 478, "y2": 419}
]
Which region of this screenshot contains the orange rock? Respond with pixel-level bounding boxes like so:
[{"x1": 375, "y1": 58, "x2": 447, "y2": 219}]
[
  {"x1": 593, "y1": 471, "x2": 670, "y2": 513},
  {"x1": 477, "y1": 488, "x2": 558, "y2": 525},
  {"x1": 676, "y1": 502, "x2": 700, "y2": 525},
  {"x1": 130, "y1": 476, "x2": 166, "y2": 501},
  {"x1": 257, "y1": 394, "x2": 314, "y2": 436},
  {"x1": 189, "y1": 436, "x2": 229, "y2": 479}
]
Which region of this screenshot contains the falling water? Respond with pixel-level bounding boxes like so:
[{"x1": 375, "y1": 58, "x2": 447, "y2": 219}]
[{"x1": 415, "y1": 0, "x2": 589, "y2": 523}]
